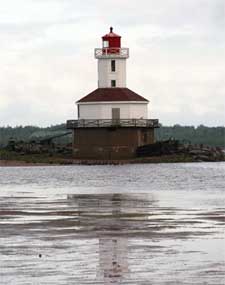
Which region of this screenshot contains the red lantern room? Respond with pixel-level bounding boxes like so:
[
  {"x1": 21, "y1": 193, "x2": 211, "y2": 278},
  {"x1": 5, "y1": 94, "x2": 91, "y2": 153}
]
[{"x1": 102, "y1": 27, "x2": 121, "y2": 54}]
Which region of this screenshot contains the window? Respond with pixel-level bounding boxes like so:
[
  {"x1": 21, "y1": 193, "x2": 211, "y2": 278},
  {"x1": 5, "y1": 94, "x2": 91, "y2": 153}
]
[
  {"x1": 111, "y1": 60, "x2": 116, "y2": 72},
  {"x1": 77, "y1": 105, "x2": 80, "y2": 118},
  {"x1": 103, "y1": 40, "x2": 109, "y2": 48},
  {"x1": 111, "y1": 80, "x2": 116, "y2": 87}
]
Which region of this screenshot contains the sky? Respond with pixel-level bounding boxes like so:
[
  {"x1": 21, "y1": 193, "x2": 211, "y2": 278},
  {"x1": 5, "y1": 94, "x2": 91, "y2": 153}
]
[{"x1": 0, "y1": 0, "x2": 224, "y2": 127}]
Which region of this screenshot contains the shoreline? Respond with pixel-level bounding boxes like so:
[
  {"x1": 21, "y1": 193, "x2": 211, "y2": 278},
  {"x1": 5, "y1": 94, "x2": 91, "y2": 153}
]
[
  {"x1": 1, "y1": 154, "x2": 224, "y2": 167},
  {"x1": 0, "y1": 160, "x2": 53, "y2": 167}
]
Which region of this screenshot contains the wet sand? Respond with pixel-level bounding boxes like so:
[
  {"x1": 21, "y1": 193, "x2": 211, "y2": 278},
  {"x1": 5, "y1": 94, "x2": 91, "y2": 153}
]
[
  {"x1": 0, "y1": 163, "x2": 225, "y2": 284},
  {"x1": 0, "y1": 160, "x2": 50, "y2": 167},
  {"x1": 1, "y1": 194, "x2": 225, "y2": 284}
]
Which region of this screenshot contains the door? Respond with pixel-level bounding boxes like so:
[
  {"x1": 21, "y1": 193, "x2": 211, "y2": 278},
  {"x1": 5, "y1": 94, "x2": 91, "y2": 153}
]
[{"x1": 112, "y1": 108, "x2": 120, "y2": 125}]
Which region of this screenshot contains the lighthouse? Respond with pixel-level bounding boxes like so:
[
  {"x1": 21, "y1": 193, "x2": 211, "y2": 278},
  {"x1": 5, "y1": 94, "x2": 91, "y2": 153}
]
[{"x1": 67, "y1": 27, "x2": 159, "y2": 160}]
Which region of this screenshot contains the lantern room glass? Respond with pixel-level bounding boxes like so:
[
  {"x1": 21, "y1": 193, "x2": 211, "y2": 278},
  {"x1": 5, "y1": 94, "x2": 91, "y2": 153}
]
[{"x1": 103, "y1": 40, "x2": 109, "y2": 48}]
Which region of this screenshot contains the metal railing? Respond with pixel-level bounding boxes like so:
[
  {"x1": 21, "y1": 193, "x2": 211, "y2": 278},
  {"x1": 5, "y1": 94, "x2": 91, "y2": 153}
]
[
  {"x1": 67, "y1": 119, "x2": 159, "y2": 129},
  {"x1": 94, "y1": 48, "x2": 129, "y2": 58}
]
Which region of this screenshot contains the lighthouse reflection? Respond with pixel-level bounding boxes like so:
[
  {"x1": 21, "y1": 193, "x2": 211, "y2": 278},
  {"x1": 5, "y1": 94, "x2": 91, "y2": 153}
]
[
  {"x1": 98, "y1": 237, "x2": 128, "y2": 284},
  {"x1": 67, "y1": 193, "x2": 155, "y2": 284}
]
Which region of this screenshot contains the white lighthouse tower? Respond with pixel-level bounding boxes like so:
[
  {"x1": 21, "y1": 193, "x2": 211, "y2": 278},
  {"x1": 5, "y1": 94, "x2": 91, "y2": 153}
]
[
  {"x1": 67, "y1": 27, "x2": 159, "y2": 160},
  {"x1": 97, "y1": 27, "x2": 127, "y2": 88}
]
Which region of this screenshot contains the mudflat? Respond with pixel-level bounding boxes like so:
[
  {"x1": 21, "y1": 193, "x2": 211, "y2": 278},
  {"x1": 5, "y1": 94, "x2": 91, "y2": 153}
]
[{"x1": 0, "y1": 163, "x2": 224, "y2": 284}]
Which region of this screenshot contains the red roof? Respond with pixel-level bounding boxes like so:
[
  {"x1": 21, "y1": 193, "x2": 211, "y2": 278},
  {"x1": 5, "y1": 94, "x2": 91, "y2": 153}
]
[
  {"x1": 77, "y1": 88, "x2": 149, "y2": 103},
  {"x1": 102, "y1": 27, "x2": 121, "y2": 39}
]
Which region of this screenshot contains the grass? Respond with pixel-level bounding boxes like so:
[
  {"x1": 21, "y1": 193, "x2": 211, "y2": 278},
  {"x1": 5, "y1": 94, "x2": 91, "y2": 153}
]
[
  {"x1": 0, "y1": 149, "x2": 73, "y2": 165},
  {"x1": 0, "y1": 149, "x2": 224, "y2": 166}
]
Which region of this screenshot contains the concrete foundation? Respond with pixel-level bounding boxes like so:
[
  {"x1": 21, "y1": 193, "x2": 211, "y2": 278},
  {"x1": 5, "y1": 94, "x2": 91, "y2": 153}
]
[{"x1": 72, "y1": 127, "x2": 155, "y2": 159}]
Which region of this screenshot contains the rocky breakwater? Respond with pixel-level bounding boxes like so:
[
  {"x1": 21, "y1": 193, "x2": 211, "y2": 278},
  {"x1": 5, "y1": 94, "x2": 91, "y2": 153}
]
[
  {"x1": 137, "y1": 140, "x2": 225, "y2": 162},
  {"x1": 187, "y1": 145, "x2": 225, "y2": 162}
]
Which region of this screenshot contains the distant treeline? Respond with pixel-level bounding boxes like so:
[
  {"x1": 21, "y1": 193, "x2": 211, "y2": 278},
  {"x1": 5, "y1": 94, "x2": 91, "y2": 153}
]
[
  {"x1": 0, "y1": 124, "x2": 69, "y2": 147},
  {"x1": 155, "y1": 125, "x2": 224, "y2": 147},
  {"x1": 0, "y1": 124, "x2": 224, "y2": 147}
]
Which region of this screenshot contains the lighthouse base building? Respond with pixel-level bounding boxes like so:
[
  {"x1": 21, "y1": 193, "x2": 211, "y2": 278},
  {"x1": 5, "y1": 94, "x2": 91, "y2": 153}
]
[
  {"x1": 70, "y1": 127, "x2": 156, "y2": 160},
  {"x1": 67, "y1": 88, "x2": 158, "y2": 159},
  {"x1": 67, "y1": 28, "x2": 159, "y2": 160}
]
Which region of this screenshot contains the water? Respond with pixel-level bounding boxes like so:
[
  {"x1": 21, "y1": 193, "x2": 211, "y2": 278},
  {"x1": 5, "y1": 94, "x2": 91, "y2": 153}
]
[{"x1": 0, "y1": 162, "x2": 224, "y2": 284}]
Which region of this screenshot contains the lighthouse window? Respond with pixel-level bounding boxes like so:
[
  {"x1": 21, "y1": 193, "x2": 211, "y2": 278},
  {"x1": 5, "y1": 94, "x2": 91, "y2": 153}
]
[
  {"x1": 111, "y1": 80, "x2": 116, "y2": 87},
  {"x1": 103, "y1": 40, "x2": 109, "y2": 48},
  {"x1": 77, "y1": 105, "x2": 80, "y2": 118},
  {"x1": 111, "y1": 60, "x2": 116, "y2": 72}
]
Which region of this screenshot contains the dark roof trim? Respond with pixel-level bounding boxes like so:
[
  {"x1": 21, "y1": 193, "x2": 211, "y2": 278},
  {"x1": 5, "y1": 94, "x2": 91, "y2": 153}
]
[{"x1": 77, "y1": 88, "x2": 149, "y2": 103}]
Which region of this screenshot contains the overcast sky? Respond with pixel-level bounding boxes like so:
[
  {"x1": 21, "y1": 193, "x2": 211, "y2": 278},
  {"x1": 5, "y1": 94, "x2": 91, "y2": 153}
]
[{"x1": 0, "y1": 0, "x2": 224, "y2": 127}]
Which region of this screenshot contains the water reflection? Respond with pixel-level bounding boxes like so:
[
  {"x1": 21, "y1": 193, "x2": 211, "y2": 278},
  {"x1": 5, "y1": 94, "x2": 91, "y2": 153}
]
[
  {"x1": 68, "y1": 194, "x2": 155, "y2": 283},
  {"x1": 98, "y1": 237, "x2": 128, "y2": 284},
  {"x1": 1, "y1": 189, "x2": 224, "y2": 284}
]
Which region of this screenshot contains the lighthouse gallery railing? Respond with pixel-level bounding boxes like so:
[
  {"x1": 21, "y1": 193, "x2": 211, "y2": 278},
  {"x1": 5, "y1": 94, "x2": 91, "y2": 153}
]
[
  {"x1": 67, "y1": 119, "x2": 159, "y2": 129},
  {"x1": 95, "y1": 48, "x2": 129, "y2": 58}
]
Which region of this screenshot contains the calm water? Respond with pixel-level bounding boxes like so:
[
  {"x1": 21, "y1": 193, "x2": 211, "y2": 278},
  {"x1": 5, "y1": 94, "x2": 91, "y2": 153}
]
[{"x1": 0, "y1": 162, "x2": 225, "y2": 284}]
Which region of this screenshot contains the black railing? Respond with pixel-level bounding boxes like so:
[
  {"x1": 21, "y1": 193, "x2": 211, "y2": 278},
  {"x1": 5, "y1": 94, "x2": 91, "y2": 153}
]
[{"x1": 67, "y1": 119, "x2": 159, "y2": 129}]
